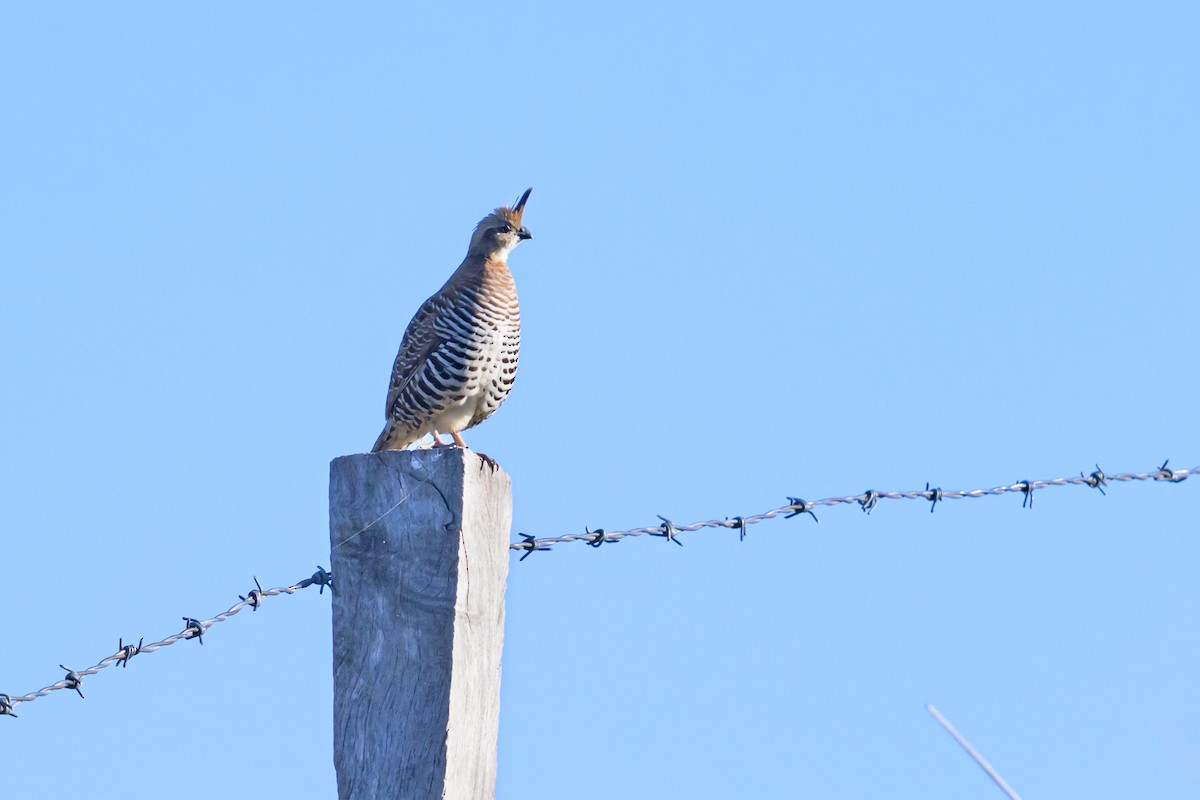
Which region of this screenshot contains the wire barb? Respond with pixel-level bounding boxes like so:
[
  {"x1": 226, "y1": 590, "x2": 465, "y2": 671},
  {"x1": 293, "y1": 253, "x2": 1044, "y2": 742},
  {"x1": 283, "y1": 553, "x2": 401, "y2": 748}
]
[
  {"x1": 1157, "y1": 459, "x2": 1187, "y2": 483},
  {"x1": 182, "y1": 617, "x2": 205, "y2": 645},
  {"x1": 653, "y1": 516, "x2": 684, "y2": 547},
  {"x1": 785, "y1": 497, "x2": 819, "y2": 523},
  {"x1": 1018, "y1": 480, "x2": 1034, "y2": 508},
  {"x1": 117, "y1": 637, "x2": 142, "y2": 668},
  {"x1": 728, "y1": 516, "x2": 748, "y2": 541},
  {"x1": 300, "y1": 566, "x2": 335, "y2": 595},
  {"x1": 239, "y1": 576, "x2": 266, "y2": 611},
  {"x1": 925, "y1": 483, "x2": 942, "y2": 513},
  {"x1": 59, "y1": 666, "x2": 84, "y2": 699},
  {"x1": 516, "y1": 533, "x2": 550, "y2": 561},
  {"x1": 0, "y1": 694, "x2": 17, "y2": 718},
  {"x1": 859, "y1": 490, "x2": 879, "y2": 515},
  {"x1": 585, "y1": 527, "x2": 611, "y2": 548},
  {"x1": 1085, "y1": 465, "x2": 1108, "y2": 496}
]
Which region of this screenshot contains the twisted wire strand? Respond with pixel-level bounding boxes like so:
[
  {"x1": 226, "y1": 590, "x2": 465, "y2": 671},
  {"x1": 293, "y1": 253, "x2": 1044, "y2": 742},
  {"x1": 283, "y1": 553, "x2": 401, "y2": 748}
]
[
  {"x1": 5, "y1": 463, "x2": 1193, "y2": 714},
  {"x1": 2, "y1": 569, "x2": 332, "y2": 716},
  {"x1": 510, "y1": 463, "x2": 1197, "y2": 554}
]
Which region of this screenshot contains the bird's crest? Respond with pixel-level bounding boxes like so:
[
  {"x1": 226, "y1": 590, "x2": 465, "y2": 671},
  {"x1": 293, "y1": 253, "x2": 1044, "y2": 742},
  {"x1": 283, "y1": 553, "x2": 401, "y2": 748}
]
[{"x1": 492, "y1": 187, "x2": 532, "y2": 228}]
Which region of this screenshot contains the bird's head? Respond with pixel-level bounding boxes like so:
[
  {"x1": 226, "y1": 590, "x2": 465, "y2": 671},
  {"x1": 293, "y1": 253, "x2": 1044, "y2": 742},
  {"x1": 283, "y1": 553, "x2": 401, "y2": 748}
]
[{"x1": 467, "y1": 188, "x2": 533, "y2": 260}]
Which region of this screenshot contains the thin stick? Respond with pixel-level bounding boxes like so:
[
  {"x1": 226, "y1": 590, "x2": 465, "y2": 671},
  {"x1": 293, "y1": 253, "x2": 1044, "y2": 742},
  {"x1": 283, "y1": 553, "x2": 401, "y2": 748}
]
[{"x1": 926, "y1": 704, "x2": 1023, "y2": 800}]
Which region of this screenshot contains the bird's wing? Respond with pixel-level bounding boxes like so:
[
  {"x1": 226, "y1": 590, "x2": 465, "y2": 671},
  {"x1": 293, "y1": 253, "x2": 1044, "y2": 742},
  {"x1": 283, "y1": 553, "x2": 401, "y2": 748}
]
[{"x1": 383, "y1": 293, "x2": 443, "y2": 419}]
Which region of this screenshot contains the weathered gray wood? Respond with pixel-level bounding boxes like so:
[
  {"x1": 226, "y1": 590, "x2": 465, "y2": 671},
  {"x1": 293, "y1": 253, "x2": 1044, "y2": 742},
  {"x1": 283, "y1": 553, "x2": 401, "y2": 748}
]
[{"x1": 329, "y1": 448, "x2": 512, "y2": 800}]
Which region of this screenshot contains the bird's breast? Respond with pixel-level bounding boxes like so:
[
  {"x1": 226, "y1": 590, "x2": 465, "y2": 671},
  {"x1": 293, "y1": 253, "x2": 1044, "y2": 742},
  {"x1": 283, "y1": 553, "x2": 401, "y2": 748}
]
[{"x1": 429, "y1": 266, "x2": 520, "y2": 426}]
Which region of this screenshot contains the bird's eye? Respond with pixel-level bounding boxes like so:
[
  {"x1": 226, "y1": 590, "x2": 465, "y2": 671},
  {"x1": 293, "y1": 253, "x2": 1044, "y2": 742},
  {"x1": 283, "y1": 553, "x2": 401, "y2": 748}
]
[{"x1": 499, "y1": 224, "x2": 513, "y2": 234}]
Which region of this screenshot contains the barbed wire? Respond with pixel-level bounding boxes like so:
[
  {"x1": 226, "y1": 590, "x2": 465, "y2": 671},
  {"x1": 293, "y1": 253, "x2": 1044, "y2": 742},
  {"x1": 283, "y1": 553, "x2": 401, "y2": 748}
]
[
  {"x1": 6, "y1": 461, "x2": 1194, "y2": 715},
  {"x1": 0, "y1": 567, "x2": 333, "y2": 718},
  {"x1": 509, "y1": 460, "x2": 1197, "y2": 557}
]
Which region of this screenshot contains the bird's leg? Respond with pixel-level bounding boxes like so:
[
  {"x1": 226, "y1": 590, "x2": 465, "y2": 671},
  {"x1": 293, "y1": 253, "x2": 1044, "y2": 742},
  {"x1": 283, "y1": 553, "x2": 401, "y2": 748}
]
[
  {"x1": 448, "y1": 429, "x2": 497, "y2": 470},
  {"x1": 430, "y1": 430, "x2": 450, "y2": 447}
]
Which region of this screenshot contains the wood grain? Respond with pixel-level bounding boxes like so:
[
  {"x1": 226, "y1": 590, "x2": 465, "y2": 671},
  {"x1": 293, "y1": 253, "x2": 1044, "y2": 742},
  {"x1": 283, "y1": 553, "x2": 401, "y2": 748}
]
[{"x1": 329, "y1": 448, "x2": 512, "y2": 800}]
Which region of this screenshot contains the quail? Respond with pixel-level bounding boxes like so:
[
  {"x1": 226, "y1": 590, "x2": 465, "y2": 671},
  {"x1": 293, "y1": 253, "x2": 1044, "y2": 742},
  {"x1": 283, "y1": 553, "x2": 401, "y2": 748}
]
[{"x1": 372, "y1": 189, "x2": 532, "y2": 453}]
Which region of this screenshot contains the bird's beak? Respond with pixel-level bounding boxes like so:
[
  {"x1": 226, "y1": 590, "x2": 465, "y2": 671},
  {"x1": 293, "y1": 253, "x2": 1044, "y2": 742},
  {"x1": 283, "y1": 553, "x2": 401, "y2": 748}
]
[{"x1": 517, "y1": 227, "x2": 532, "y2": 240}]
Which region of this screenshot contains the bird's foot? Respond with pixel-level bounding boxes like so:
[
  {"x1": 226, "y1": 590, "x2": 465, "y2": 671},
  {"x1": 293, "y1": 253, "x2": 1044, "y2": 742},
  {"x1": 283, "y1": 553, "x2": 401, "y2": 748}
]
[
  {"x1": 475, "y1": 451, "x2": 500, "y2": 472},
  {"x1": 433, "y1": 430, "x2": 497, "y2": 470}
]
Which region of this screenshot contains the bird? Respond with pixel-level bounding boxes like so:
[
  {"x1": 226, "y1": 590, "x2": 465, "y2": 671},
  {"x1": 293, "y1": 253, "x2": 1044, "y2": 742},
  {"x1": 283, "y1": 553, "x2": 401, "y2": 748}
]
[{"x1": 372, "y1": 188, "x2": 532, "y2": 455}]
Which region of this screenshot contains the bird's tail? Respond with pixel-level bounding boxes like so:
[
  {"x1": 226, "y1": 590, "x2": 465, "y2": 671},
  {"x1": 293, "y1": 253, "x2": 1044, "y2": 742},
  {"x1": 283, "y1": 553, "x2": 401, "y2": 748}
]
[{"x1": 372, "y1": 423, "x2": 415, "y2": 453}]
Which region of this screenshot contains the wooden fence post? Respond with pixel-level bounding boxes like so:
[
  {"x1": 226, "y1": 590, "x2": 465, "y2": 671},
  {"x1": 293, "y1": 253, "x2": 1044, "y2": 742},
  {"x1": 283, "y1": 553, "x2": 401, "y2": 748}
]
[{"x1": 329, "y1": 448, "x2": 512, "y2": 800}]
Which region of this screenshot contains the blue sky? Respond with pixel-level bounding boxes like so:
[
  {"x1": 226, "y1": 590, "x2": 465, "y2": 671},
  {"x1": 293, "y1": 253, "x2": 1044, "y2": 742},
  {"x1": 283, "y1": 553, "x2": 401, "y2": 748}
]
[{"x1": 2, "y1": 3, "x2": 1198, "y2": 797}]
